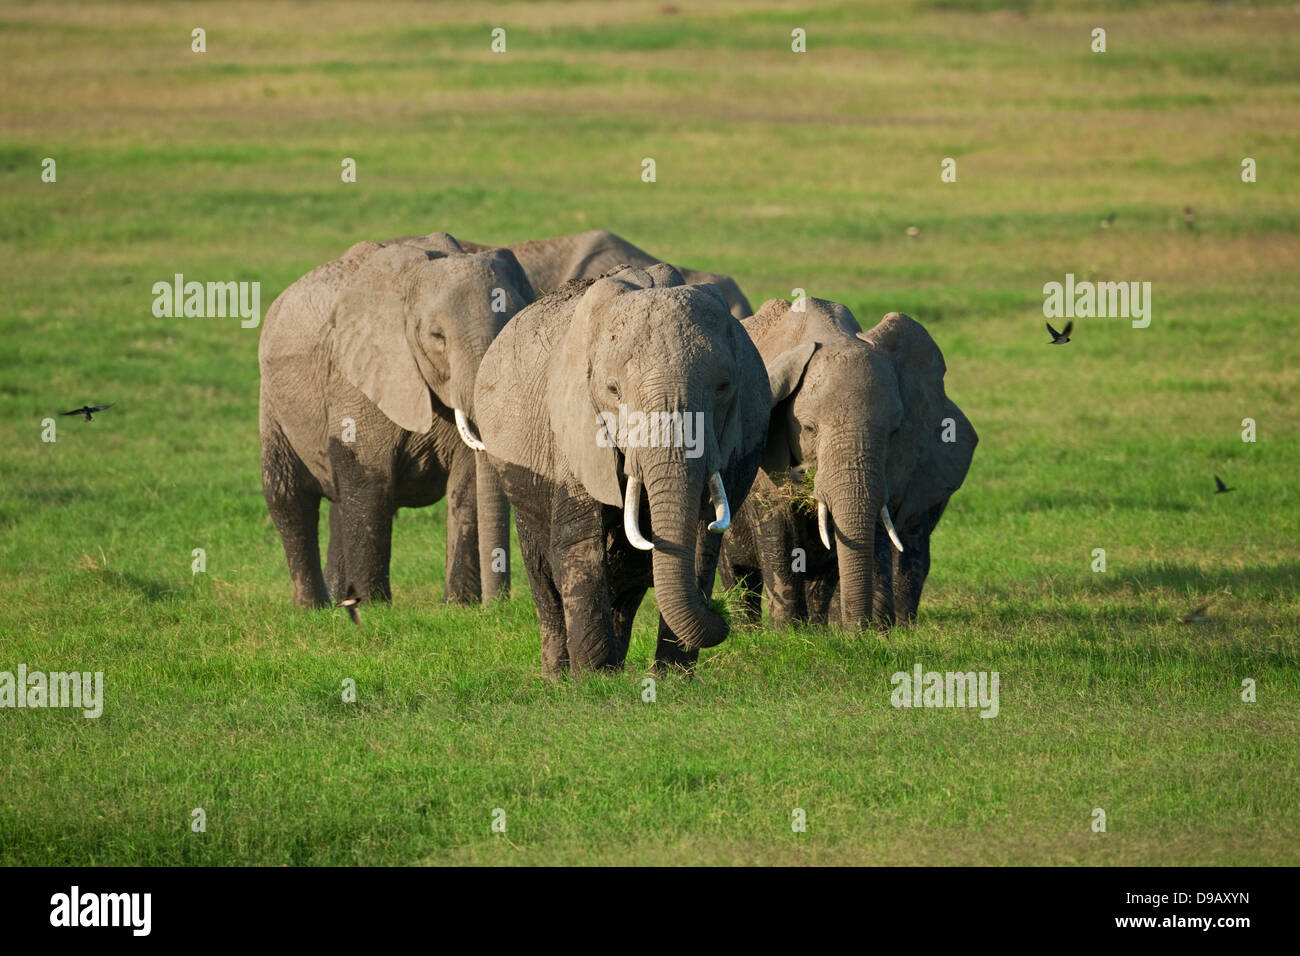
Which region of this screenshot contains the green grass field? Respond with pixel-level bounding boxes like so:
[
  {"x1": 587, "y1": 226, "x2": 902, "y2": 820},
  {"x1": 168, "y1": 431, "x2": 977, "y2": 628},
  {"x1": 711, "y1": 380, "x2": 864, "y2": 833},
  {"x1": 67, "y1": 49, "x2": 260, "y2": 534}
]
[{"x1": 1, "y1": 0, "x2": 1297, "y2": 865}]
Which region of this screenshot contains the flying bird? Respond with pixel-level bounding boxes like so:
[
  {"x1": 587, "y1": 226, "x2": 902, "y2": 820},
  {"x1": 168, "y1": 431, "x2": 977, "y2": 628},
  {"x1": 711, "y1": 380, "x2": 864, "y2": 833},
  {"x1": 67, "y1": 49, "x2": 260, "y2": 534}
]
[
  {"x1": 1180, "y1": 603, "x2": 1210, "y2": 624},
  {"x1": 1213, "y1": 474, "x2": 1235, "y2": 494},
  {"x1": 1184, "y1": 205, "x2": 1196, "y2": 231},
  {"x1": 340, "y1": 598, "x2": 360, "y2": 626},
  {"x1": 61, "y1": 403, "x2": 113, "y2": 421},
  {"x1": 1046, "y1": 321, "x2": 1072, "y2": 344}
]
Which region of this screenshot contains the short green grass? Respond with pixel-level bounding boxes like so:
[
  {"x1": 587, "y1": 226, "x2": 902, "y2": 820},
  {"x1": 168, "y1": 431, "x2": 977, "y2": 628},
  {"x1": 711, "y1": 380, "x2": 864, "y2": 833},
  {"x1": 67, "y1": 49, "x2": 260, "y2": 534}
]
[{"x1": 1, "y1": 0, "x2": 1297, "y2": 865}]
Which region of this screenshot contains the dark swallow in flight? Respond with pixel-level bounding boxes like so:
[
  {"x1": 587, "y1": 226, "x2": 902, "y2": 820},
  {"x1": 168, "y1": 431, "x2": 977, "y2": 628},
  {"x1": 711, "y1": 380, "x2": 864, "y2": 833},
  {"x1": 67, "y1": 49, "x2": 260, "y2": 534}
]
[
  {"x1": 61, "y1": 403, "x2": 114, "y2": 421},
  {"x1": 1046, "y1": 321, "x2": 1072, "y2": 344},
  {"x1": 1213, "y1": 474, "x2": 1234, "y2": 495}
]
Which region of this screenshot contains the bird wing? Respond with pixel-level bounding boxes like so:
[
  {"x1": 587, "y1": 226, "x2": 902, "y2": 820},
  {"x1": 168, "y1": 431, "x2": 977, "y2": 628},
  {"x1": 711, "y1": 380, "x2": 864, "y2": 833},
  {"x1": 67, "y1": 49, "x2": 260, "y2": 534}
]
[
  {"x1": 59, "y1": 408, "x2": 84, "y2": 416},
  {"x1": 1045, "y1": 322, "x2": 1060, "y2": 338},
  {"x1": 1214, "y1": 475, "x2": 1227, "y2": 491},
  {"x1": 89, "y1": 403, "x2": 114, "y2": 412},
  {"x1": 1062, "y1": 321, "x2": 1073, "y2": 336}
]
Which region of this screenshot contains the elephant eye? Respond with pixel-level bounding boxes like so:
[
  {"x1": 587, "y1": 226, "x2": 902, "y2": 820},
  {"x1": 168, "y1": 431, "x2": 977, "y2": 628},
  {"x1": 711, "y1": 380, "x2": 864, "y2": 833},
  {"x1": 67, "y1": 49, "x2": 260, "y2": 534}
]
[
  {"x1": 606, "y1": 381, "x2": 620, "y2": 398},
  {"x1": 429, "y1": 330, "x2": 446, "y2": 348}
]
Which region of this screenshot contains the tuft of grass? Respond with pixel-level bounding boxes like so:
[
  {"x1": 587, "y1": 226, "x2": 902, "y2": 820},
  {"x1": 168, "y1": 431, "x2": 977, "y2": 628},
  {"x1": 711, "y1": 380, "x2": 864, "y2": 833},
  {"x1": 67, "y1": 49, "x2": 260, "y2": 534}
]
[
  {"x1": 755, "y1": 467, "x2": 819, "y2": 520},
  {"x1": 709, "y1": 580, "x2": 761, "y2": 627}
]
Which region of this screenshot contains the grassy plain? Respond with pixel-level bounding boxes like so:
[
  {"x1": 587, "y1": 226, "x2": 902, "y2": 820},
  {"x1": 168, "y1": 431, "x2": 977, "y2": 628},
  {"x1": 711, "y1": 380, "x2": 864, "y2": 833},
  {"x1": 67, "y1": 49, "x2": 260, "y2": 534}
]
[{"x1": 0, "y1": 1, "x2": 1297, "y2": 864}]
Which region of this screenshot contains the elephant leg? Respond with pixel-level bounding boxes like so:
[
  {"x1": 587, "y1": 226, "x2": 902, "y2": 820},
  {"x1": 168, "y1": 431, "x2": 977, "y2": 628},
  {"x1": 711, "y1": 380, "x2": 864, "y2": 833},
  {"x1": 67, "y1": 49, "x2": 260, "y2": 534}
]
[
  {"x1": 340, "y1": 497, "x2": 395, "y2": 602},
  {"x1": 263, "y1": 427, "x2": 330, "y2": 608},
  {"x1": 803, "y1": 574, "x2": 836, "y2": 626},
  {"x1": 826, "y1": 581, "x2": 841, "y2": 628},
  {"x1": 550, "y1": 482, "x2": 615, "y2": 675},
  {"x1": 654, "y1": 518, "x2": 718, "y2": 669},
  {"x1": 324, "y1": 501, "x2": 346, "y2": 599},
  {"x1": 610, "y1": 587, "x2": 647, "y2": 669},
  {"x1": 328, "y1": 439, "x2": 395, "y2": 602},
  {"x1": 894, "y1": 501, "x2": 945, "y2": 625},
  {"x1": 760, "y1": 513, "x2": 805, "y2": 627},
  {"x1": 516, "y1": 512, "x2": 568, "y2": 678},
  {"x1": 763, "y1": 562, "x2": 806, "y2": 626},
  {"x1": 872, "y1": 522, "x2": 896, "y2": 630},
  {"x1": 444, "y1": 445, "x2": 481, "y2": 604}
]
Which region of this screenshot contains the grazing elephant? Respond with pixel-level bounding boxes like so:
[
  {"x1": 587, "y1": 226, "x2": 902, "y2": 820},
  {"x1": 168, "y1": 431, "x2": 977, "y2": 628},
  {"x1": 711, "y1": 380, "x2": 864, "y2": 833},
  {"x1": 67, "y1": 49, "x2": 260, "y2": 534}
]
[
  {"x1": 474, "y1": 265, "x2": 788, "y2": 676},
  {"x1": 259, "y1": 232, "x2": 533, "y2": 608},
  {"x1": 460, "y1": 229, "x2": 753, "y2": 320},
  {"x1": 719, "y1": 299, "x2": 977, "y2": 630}
]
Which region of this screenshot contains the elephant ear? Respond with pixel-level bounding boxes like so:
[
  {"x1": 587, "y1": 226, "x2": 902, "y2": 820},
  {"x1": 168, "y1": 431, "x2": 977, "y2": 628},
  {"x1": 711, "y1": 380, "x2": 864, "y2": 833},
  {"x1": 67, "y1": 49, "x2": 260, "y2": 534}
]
[
  {"x1": 859, "y1": 312, "x2": 951, "y2": 523},
  {"x1": 547, "y1": 273, "x2": 648, "y2": 507},
  {"x1": 760, "y1": 341, "x2": 818, "y2": 476},
  {"x1": 332, "y1": 244, "x2": 434, "y2": 433},
  {"x1": 706, "y1": 292, "x2": 771, "y2": 488},
  {"x1": 921, "y1": 397, "x2": 978, "y2": 507},
  {"x1": 767, "y1": 342, "x2": 817, "y2": 408}
]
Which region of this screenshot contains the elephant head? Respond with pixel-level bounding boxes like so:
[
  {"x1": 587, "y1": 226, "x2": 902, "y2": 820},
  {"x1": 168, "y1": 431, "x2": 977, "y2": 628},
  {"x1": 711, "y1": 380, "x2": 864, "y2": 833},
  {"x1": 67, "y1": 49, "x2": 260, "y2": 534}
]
[
  {"x1": 477, "y1": 265, "x2": 771, "y2": 650},
  {"x1": 748, "y1": 299, "x2": 973, "y2": 629},
  {"x1": 332, "y1": 235, "x2": 534, "y2": 599},
  {"x1": 333, "y1": 236, "x2": 533, "y2": 441}
]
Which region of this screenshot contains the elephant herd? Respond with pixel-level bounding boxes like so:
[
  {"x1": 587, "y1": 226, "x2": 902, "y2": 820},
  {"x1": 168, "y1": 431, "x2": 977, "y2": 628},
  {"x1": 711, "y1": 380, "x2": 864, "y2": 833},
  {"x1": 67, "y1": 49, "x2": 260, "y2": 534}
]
[{"x1": 258, "y1": 230, "x2": 977, "y2": 676}]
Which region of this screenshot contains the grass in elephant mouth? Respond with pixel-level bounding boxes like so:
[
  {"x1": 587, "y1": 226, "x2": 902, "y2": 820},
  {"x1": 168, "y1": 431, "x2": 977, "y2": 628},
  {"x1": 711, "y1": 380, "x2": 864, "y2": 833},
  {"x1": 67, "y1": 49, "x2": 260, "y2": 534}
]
[{"x1": 756, "y1": 468, "x2": 819, "y2": 520}]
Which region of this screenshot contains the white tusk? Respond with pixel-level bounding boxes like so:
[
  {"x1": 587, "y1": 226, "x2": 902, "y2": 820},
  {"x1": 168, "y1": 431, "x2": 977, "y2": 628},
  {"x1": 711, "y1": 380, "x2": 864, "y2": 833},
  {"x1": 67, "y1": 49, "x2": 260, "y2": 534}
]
[
  {"x1": 707, "y1": 472, "x2": 730, "y2": 533},
  {"x1": 624, "y1": 475, "x2": 654, "y2": 551},
  {"x1": 454, "y1": 408, "x2": 486, "y2": 452},
  {"x1": 881, "y1": 504, "x2": 904, "y2": 553},
  {"x1": 817, "y1": 501, "x2": 832, "y2": 550}
]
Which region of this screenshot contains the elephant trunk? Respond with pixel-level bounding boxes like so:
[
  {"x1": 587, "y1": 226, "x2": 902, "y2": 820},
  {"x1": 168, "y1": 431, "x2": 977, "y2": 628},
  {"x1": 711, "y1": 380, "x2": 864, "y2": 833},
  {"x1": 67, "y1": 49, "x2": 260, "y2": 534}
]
[
  {"x1": 644, "y1": 458, "x2": 728, "y2": 650},
  {"x1": 476, "y1": 457, "x2": 510, "y2": 601},
  {"x1": 450, "y1": 339, "x2": 493, "y2": 451},
  {"x1": 820, "y1": 439, "x2": 888, "y2": 631},
  {"x1": 452, "y1": 336, "x2": 507, "y2": 598}
]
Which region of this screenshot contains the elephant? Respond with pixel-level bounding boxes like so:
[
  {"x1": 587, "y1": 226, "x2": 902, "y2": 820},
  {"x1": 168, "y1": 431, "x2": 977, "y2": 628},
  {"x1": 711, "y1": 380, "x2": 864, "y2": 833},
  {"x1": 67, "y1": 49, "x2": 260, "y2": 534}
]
[
  {"x1": 718, "y1": 299, "x2": 977, "y2": 631},
  {"x1": 473, "y1": 264, "x2": 800, "y2": 676},
  {"x1": 259, "y1": 231, "x2": 533, "y2": 608},
  {"x1": 459, "y1": 229, "x2": 753, "y2": 320}
]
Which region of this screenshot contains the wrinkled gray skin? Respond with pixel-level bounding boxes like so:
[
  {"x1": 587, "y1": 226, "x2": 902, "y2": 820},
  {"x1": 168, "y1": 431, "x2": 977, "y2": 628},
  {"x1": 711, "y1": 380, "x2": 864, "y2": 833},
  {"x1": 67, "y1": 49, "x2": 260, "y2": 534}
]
[
  {"x1": 474, "y1": 265, "x2": 773, "y2": 677},
  {"x1": 259, "y1": 232, "x2": 533, "y2": 608},
  {"x1": 461, "y1": 229, "x2": 753, "y2": 320},
  {"x1": 719, "y1": 300, "x2": 977, "y2": 631}
]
